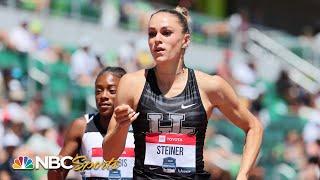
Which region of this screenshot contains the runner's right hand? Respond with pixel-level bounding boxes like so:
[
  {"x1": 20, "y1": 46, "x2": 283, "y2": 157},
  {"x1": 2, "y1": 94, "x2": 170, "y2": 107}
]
[{"x1": 114, "y1": 104, "x2": 139, "y2": 128}]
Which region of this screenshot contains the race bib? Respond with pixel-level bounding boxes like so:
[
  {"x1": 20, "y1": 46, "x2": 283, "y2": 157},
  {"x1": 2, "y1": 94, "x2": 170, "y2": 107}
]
[
  {"x1": 89, "y1": 147, "x2": 134, "y2": 179},
  {"x1": 144, "y1": 133, "x2": 196, "y2": 174},
  {"x1": 90, "y1": 132, "x2": 135, "y2": 179},
  {"x1": 110, "y1": 147, "x2": 135, "y2": 180}
]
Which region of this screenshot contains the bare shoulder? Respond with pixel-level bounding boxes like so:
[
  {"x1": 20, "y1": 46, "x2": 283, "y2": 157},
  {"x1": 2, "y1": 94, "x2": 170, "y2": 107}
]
[
  {"x1": 119, "y1": 69, "x2": 146, "y2": 86},
  {"x1": 194, "y1": 70, "x2": 226, "y2": 91},
  {"x1": 66, "y1": 117, "x2": 87, "y2": 138},
  {"x1": 194, "y1": 70, "x2": 234, "y2": 106},
  {"x1": 116, "y1": 69, "x2": 147, "y2": 108},
  {"x1": 70, "y1": 117, "x2": 87, "y2": 129}
]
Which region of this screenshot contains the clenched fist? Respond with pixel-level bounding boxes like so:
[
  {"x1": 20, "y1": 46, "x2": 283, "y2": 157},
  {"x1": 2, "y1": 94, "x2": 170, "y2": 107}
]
[{"x1": 114, "y1": 104, "x2": 139, "y2": 128}]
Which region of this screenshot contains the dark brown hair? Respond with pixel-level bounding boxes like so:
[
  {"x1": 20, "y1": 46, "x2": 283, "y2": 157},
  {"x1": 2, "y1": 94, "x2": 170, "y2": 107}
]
[{"x1": 150, "y1": 7, "x2": 190, "y2": 34}]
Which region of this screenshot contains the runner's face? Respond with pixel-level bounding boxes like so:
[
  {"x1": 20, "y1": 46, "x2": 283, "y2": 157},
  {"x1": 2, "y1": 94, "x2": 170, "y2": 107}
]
[
  {"x1": 95, "y1": 73, "x2": 120, "y2": 117},
  {"x1": 148, "y1": 12, "x2": 189, "y2": 64}
]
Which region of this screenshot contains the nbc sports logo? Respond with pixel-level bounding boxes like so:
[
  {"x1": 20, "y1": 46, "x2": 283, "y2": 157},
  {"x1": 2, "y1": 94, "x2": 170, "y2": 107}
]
[
  {"x1": 12, "y1": 156, "x2": 34, "y2": 170},
  {"x1": 11, "y1": 155, "x2": 73, "y2": 170},
  {"x1": 11, "y1": 155, "x2": 120, "y2": 171}
]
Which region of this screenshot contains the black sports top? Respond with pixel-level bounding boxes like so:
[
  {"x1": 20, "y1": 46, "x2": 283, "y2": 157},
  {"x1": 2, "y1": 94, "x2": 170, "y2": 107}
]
[{"x1": 132, "y1": 68, "x2": 210, "y2": 179}]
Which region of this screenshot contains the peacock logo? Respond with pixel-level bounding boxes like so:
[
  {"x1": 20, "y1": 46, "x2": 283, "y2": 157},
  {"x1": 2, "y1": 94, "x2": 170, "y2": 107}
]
[{"x1": 12, "y1": 156, "x2": 34, "y2": 170}]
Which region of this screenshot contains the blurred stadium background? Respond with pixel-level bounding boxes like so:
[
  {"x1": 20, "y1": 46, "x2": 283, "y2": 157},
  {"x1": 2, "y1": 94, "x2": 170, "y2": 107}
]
[{"x1": 0, "y1": 0, "x2": 319, "y2": 179}]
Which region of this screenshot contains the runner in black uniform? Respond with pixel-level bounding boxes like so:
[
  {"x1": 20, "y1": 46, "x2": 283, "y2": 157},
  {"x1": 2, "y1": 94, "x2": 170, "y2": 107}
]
[
  {"x1": 133, "y1": 68, "x2": 209, "y2": 179},
  {"x1": 103, "y1": 2, "x2": 263, "y2": 180}
]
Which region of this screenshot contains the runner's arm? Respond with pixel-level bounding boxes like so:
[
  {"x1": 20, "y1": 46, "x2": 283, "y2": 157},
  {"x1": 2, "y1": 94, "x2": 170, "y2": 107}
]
[
  {"x1": 47, "y1": 118, "x2": 86, "y2": 180},
  {"x1": 103, "y1": 74, "x2": 139, "y2": 161},
  {"x1": 207, "y1": 76, "x2": 264, "y2": 179}
]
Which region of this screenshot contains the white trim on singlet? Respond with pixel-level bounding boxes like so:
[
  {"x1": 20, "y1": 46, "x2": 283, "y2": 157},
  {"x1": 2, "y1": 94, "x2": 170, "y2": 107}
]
[
  {"x1": 80, "y1": 113, "x2": 106, "y2": 177},
  {"x1": 80, "y1": 113, "x2": 135, "y2": 179},
  {"x1": 84, "y1": 113, "x2": 94, "y2": 123}
]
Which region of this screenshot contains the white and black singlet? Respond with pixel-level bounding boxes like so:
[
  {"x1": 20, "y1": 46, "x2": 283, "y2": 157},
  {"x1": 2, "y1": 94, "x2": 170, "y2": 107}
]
[{"x1": 81, "y1": 113, "x2": 135, "y2": 179}]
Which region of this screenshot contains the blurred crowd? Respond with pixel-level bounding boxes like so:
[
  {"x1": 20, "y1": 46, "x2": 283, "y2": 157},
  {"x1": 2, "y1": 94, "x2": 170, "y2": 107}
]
[
  {"x1": 205, "y1": 48, "x2": 320, "y2": 179},
  {"x1": 0, "y1": 1, "x2": 320, "y2": 180},
  {"x1": 0, "y1": 16, "x2": 153, "y2": 179}
]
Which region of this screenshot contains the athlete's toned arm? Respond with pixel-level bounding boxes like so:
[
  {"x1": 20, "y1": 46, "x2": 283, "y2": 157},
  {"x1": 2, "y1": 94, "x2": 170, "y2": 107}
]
[
  {"x1": 199, "y1": 73, "x2": 263, "y2": 180},
  {"x1": 102, "y1": 72, "x2": 142, "y2": 161},
  {"x1": 48, "y1": 118, "x2": 86, "y2": 180}
]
